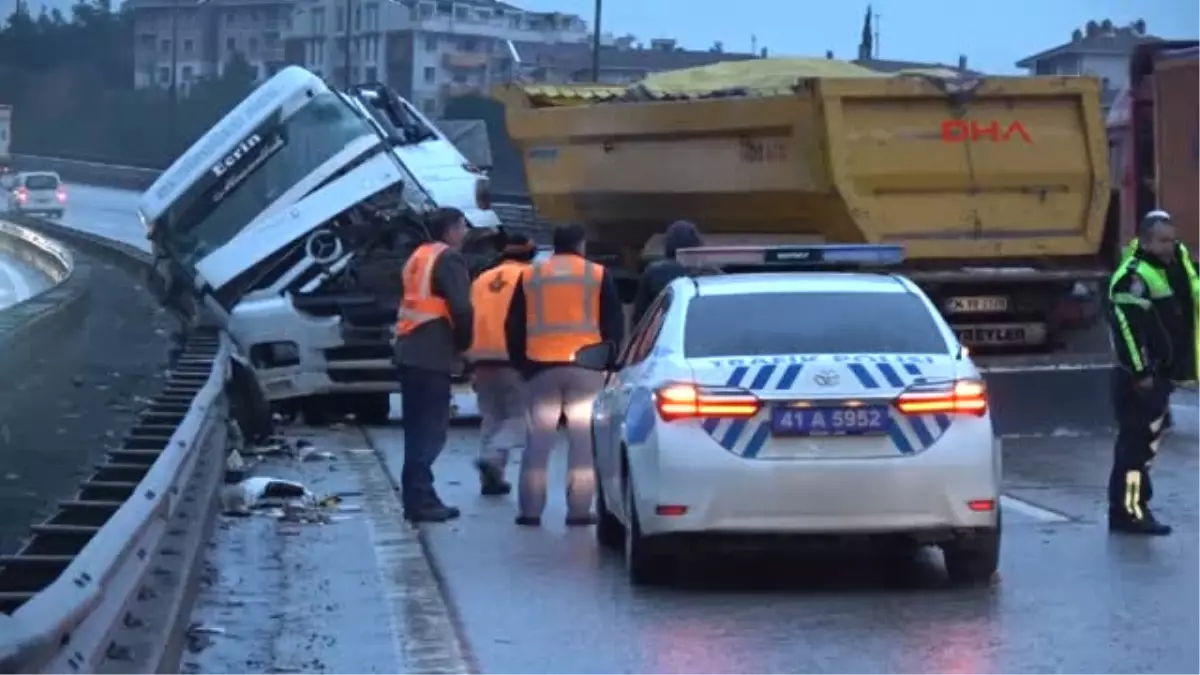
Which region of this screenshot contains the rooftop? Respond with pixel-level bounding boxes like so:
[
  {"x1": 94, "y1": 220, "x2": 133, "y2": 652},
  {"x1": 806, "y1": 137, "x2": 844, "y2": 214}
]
[
  {"x1": 511, "y1": 39, "x2": 758, "y2": 74},
  {"x1": 1015, "y1": 18, "x2": 1160, "y2": 68}
]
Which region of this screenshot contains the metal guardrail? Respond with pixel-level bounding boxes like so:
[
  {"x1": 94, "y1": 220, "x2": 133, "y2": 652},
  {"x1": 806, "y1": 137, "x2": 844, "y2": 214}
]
[{"x1": 0, "y1": 217, "x2": 233, "y2": 674}]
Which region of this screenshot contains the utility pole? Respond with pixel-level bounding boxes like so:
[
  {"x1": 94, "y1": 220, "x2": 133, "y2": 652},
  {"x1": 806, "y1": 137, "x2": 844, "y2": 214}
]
[
  {"x1": 344, "y1": 0, "x2": 353, "y2": 87},
  {"x1": 170, "y1": 0, "x2": 180, "y2": 149},
  {"x1": 590, "y1": 0, "x2": 601, "y2": 82}
]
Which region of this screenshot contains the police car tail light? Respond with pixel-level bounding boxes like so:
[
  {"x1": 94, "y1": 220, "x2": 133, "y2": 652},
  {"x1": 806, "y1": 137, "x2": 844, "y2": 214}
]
[
  {"x1": 655, "y1": 383, "x2": 761, "y2": 422},
  {"x1": 895, "y1": 379, "x2": 987, "y2": 417},
  {"x1": 56, "y1": 187, "x2": 67, "y2": 203}
]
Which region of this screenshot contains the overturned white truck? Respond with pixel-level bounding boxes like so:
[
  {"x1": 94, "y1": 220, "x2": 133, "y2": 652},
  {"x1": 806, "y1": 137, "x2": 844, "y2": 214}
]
[{"x1": 139, "y1": 66, "x2": 504, "y2": 426}]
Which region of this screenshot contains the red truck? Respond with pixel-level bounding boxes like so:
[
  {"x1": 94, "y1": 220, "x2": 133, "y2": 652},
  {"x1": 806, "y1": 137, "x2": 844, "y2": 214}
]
[{"x1": 1108, "y1": 41, "x2": 1198, "y2": 256}]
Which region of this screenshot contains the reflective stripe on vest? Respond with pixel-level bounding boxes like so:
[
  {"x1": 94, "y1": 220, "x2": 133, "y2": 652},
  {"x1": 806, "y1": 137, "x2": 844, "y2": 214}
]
[
  {"x1": 395, "y1": 242, "x2": 451, "y2": 336},
  {"x1": 1108, "y1": 257, "x2": 1172, "y2": 372},
  {"x1": 466, "y1": 260, "x2": 527, "y2": 362},
  {"x1": 523, "y1": 254, "x2": 603, "y2": 362},
  {"x1": 1178, "y1": 243, "x2": 1199, "y2": 381}
]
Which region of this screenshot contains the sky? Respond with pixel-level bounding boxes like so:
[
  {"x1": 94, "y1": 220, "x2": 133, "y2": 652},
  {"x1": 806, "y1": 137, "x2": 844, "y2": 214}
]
[{"x1": 516, "y1": 0, "x2": 1200, "y2": 74}]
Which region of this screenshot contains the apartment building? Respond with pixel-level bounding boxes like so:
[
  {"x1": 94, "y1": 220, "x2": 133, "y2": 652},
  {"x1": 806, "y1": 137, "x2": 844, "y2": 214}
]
[
  {"x1": 1015, "y1": 19, "x2": 1159, "y2": 114},
  {"x1": 127, "y1": 0, "x2": 291, "y2": 90},
  {"x1": 281, "y1": 0, "x2": 590, "y2": 115}
]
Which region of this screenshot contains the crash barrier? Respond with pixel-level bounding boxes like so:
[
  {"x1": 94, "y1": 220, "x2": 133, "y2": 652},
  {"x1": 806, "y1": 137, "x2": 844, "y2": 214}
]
[
  {"x1": 0, "y1": 216, "x2": 233, "y2": 674},
  {"x1": 10, "y1": 153, "x2": 538, "y2": 208},
  {"x1": 0, "y1": 220, "x2": 87, "y2": 377}
]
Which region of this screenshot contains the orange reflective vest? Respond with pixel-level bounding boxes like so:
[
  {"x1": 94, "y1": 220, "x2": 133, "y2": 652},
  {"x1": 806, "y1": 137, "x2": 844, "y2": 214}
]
[
  {"x1": 523, "y1": 253, "x2": 603, "y2": 363},
  {"x1": 395, "y1": 242, "x2": 451, "y2": 336},
  {"x1": 466, "y1": 259, "x2": 528, "y2": 362}
]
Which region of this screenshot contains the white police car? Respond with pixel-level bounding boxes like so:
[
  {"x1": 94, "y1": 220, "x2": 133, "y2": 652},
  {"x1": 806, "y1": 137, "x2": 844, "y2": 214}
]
[{"x1": 576, "y1": 245, "x2": 1001, "y2": 587}]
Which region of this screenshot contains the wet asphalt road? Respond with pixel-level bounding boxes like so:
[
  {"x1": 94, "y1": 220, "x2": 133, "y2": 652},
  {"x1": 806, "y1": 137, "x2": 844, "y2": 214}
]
[{"x1": 361, "y1": 406, "x2": 1198, "y2": 675}]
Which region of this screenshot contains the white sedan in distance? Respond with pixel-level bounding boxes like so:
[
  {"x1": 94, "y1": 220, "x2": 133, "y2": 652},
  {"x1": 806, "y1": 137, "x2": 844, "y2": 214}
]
[{"x1": 574, "y1": 245, "x2": 1001, "y2": 587}]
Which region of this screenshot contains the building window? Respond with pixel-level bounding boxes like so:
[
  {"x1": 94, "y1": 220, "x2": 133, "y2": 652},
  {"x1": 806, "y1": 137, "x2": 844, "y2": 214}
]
[
  {"x1": 226, "y1": 37, "x2": 236, "y2": 51},
  {"x1": 424, "y1": 66, "x2": 436, "y2": 83},
  {"x1": 225, "y1": 12, "x2": 234, "y2": 25},
  {"x1": 158, "y1": 66, "x2": 170, "y2": 83},
  {"x1": 355, "y1": 5, "x2": 362, "y2": 30},
  {"x1": 425, "y1": 35, "x2": 437, "y2": 51},
  {"x1": 335, "y1": 7, "x2": 344, "y2": 31},
  {"x1": 435, "y1": 1, "x2": 450, "y2": 16},
  {"x1": 312, "y1": 8, "x2": 325, "y2": 33},
  {"x1": 460, "y1": 37, "x2": 476, "y2": 51},
  {"x1": 420, "y1": 3, "x2": 432, "y2": 18},
  {"x1": 422, "y1": 97, "x2": 437, "y2": 114},
  {"x1": 181, "y1": 65, "x2": 194, "y2": 81},
  {"x1": 160, "y1": 38, "x2": 171, "y2": 54},
  {"x1": 365, "y1": 66, "x2": 377, "y2": 81},
  {"x1": 264, "y1": 31, "x2": 279, "y2": 47},
  {"x1": 455, "y1": 6, "x2": 468, "y2": 20},
  {"x1": 365, "y1": 3, "x2": 378, "y2": 30},
  {"x1": 248, "y1": 36, "x2": 259, "y2": 55},
  {"x1": 182, "y1": 38, "x2": 194, "y2": 54}
]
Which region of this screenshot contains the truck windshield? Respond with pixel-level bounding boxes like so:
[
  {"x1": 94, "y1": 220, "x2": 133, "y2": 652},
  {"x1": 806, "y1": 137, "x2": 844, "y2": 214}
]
[{"x1": 160, "y1": 91, "x2": 378, "y2": 266}]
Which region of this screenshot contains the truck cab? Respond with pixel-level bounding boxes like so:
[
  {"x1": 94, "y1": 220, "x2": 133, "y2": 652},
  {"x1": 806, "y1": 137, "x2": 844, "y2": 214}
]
[{"x1": 139, "y1": 66, "x2": 496, "y2": 424}]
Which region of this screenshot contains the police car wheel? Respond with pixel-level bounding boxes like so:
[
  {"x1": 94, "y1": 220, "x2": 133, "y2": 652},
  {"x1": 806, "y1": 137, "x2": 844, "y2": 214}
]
[
  {"x1": 594, "y1": 472, "x2": 624, "y2": 551},
  {"x1": 623, "y1": 473, "x2": 673, "y2": 586},
  {"x1": 941, "y1": 513, "x2": 1001, "y2": 586}
]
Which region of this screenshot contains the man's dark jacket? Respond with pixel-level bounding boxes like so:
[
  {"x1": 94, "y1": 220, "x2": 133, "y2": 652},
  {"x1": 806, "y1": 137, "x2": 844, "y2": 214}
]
[
  {"x1": 504, "y1": 252, "x2": 624, "y2": 378},
  {"x1": 392, "y1": 246, "x2": 474, "y2": 373}
]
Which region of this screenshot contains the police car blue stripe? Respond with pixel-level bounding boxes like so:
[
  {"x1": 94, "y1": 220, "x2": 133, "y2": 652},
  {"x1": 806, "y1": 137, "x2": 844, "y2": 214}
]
[
  {"x1": 886, "y1": 418, "x2": 915, "y2": 454},
  {"x1": 934, "y1": 414, "x2": 951, "y2": 431},
  {"x1": 742, "y1": 423, "x2": 771, "y2": 458},
  {"x1": 875, "y1": 363, "x2": 905, "y2": 388},
  {"x1": 903, "y1": 363, "x2": 922, "y2": 376},
  {"x1": 908, "y1": 415, "x2": 935, "y2": 448},
  {"x1": 749, "y1": 365, "x2": 776, "y2": 390},
  {"x1": 727, "y1": 366, "x2": 749, "y2": 387},
  {"x1": 848, "y1": 363, "x2": 879, "y2": 389},
  {"x1": 701, "y1": 418, "x2": 720, "y2": 434},
  {"x1": 776, "y1": 364, "x2": 803, "y2": 390},
  {"x1": 720, "y1": 419, "x2": 748, "y2": 448}
]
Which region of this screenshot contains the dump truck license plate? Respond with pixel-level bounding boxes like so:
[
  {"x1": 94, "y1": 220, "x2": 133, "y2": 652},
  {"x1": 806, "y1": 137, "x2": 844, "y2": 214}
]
[
  {"x1": 945, "y1": 296, "x2": 1009, "y2": 314},
  {"x1": 954, "y1": 323, "x2": 1046, "y2": 346}
]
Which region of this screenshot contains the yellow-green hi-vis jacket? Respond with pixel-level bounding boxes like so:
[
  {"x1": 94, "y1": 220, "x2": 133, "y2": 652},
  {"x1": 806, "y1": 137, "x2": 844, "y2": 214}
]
[{"x1": 1117, "y1": 239, "x2": 1199, "y2": 382}]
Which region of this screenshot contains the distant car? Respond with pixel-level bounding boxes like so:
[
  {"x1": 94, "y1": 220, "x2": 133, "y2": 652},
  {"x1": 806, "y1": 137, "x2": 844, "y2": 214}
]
[
  {"x1": 580, "y1": 244, "x2": 1002, "y2": 587},
  {"x1": 7, "y1": 171, "x2": 65, "y2": 218}
]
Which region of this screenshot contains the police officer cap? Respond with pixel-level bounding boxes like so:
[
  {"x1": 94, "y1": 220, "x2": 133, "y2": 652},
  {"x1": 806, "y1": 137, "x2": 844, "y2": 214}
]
[{"x1": 1143, "y1": 209, "x2": 1172, "y2": 224}]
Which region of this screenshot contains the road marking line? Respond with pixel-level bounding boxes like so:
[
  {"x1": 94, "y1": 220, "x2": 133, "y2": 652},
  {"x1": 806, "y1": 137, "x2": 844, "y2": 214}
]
[{"x1": 1000, "y1": 495, "x2": 1072, "y2": 523}]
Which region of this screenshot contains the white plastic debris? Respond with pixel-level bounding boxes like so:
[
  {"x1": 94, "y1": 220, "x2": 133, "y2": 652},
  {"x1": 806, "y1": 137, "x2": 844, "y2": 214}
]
[{"x1": 221, "y1": 476, "x2": 312, "y2": 515}]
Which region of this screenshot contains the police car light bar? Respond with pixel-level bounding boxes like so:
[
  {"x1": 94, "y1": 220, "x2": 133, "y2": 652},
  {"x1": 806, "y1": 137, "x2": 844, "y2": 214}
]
[{"x1": 674, "y1": 244, "x2": 906, "y2": 269}]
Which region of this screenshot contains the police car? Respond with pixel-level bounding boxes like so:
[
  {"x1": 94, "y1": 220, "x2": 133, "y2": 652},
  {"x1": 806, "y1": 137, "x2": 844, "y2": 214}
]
[{"x1": 576, "y1": 245, "x2": 1001, "y2": 587}]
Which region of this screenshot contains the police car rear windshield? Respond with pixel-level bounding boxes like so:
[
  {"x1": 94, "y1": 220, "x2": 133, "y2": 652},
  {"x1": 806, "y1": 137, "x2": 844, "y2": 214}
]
[{"x1": 683, "y1": 292, "x2": 950, "y2": 357}]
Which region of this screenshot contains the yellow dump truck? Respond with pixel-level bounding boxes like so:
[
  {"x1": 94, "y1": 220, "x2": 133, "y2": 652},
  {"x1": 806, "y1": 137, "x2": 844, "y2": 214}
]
[{"x1": 494, "y1": 63, "x2": 1116, "y2": 366}]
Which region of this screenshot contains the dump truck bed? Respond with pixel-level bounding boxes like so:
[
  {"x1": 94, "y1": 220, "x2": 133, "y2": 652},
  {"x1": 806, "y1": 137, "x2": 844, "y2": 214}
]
[{"x1": 497, "y1": 75, "x2": 1111, "y2": 265}]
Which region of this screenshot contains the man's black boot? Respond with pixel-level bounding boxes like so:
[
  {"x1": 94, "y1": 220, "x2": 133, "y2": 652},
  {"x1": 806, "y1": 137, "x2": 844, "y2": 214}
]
[
  {"x1": 1109, "y1": 515, "x2": 1172, "y2": 536},
  {"x1": 406, "y1": 504, "x2": 462, "y2": 523},
  {"x1": 475, "y1": 459, "x2": 512, "y2": 496}
]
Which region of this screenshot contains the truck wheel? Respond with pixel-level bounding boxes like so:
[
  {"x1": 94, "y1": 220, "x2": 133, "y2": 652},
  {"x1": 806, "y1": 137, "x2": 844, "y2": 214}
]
[
  {"x1": 228, "y1": 361, "x2": 274, "y2": 445},
  {"x1": 352, "y1": 393, "x2": 392, "y2": 426}
]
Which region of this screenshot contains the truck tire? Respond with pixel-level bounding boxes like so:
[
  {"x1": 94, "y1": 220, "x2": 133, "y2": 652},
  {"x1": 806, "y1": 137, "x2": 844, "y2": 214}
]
[
  {"x1": 352, "y1": 393, "x2": 392, "y2": 426},
  {"x1": 228, "y1": 361, "x2": 274, "y2": 445}
]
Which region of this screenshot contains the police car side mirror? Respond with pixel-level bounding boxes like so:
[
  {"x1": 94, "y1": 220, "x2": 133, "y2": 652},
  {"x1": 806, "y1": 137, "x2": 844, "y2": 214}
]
[{"x1": 573, "y1": 341, "x2": 615, "y2": 371}]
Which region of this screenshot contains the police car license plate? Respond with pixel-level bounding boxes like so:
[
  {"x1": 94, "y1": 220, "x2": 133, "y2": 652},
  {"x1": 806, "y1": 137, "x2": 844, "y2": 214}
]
[{"x1": 770, "y1": 405, "x2": 890, "y2": 437}]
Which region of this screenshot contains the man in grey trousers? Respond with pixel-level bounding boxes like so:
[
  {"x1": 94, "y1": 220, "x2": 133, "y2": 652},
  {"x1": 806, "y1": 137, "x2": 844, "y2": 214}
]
[
  {"x1": 504, "y1": 224, "x2": 625, "y2": 527},
  {"x1": 465, "y1": 233, "x2": 538, "y2": 495}
]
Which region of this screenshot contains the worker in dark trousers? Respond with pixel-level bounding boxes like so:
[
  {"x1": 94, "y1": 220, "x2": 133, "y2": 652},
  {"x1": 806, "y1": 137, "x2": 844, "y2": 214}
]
[
  {"x1": 1106, "y1": 212, "x2": 1188, "y2": 535},
  {"x1": 393, "y1": 207, "x2": 473, "y2": 523},
  {"x1": 631, "y1": 220, "x2": 704, "y2": 326},
  {"x1": 1117, "y1": 210, "x2": 1199, "y2": 431}
]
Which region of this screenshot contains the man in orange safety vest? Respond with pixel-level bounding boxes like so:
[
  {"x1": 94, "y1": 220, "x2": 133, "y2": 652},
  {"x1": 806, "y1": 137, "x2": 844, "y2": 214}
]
[
  {"x1": 504, "y1": 224, "x2": 625, "y2": 527},
  {"x1": 393, "y1": 207, "x2": 474, "y2": 523},
  {"x1": 465, "y1": 233, "x2": 538, "y2": 496}
]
